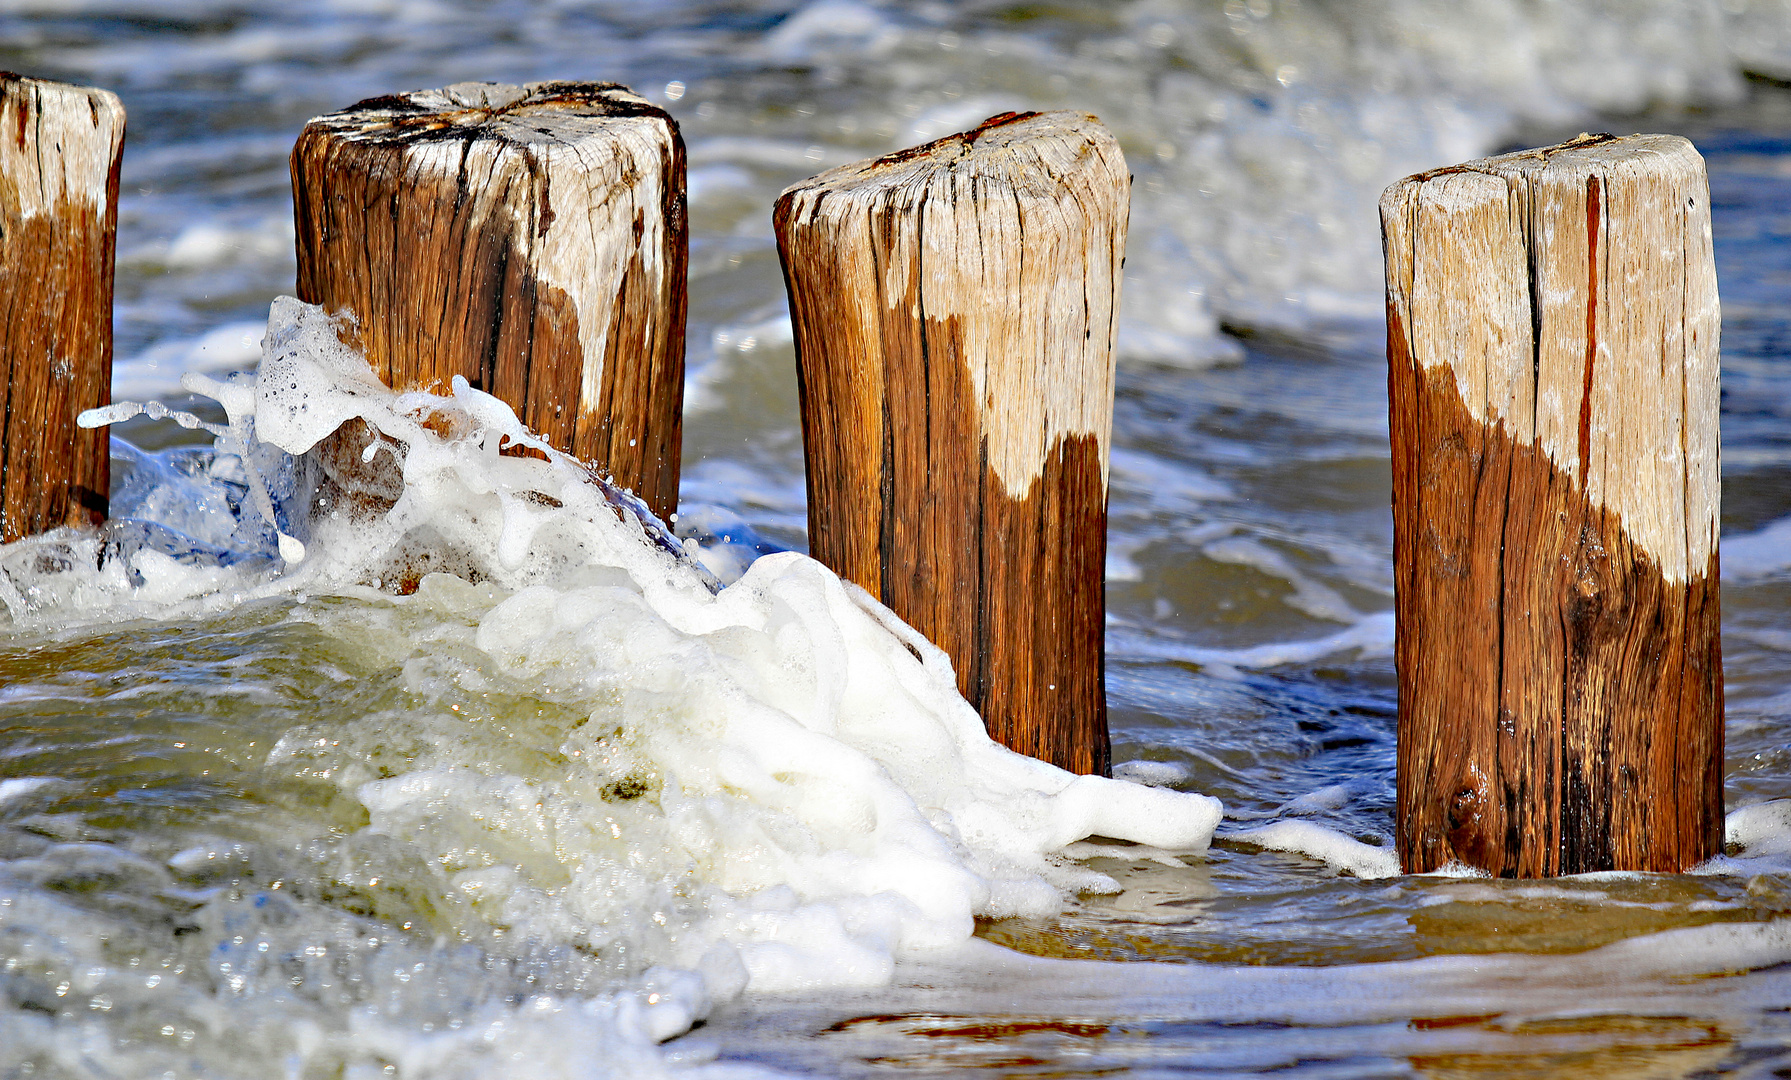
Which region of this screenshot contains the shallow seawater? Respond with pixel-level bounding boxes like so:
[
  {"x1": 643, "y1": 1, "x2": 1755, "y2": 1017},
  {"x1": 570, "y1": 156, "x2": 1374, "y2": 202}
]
[{"x1": 2, "y1": 2, "x2": 1791, "y2": 1077}]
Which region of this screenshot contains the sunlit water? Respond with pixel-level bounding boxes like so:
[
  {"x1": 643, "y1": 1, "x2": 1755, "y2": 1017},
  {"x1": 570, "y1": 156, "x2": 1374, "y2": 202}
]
[{"x1": 3, "y1": 2, "x2": 1791, "y2": 1077}]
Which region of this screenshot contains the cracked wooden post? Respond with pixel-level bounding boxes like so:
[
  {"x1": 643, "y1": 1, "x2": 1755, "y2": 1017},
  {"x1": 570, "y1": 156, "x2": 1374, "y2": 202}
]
[
  {"x1": 0, "y1": 73, "x2": 123, "y2": 544},
  {"x1": 1384, "y1": 133, "x2": 1724, "y2": 875},
  {"x1": 774, "y1": 112, "x2": 1127, "y2": 776},
  {"x1": 290, "y1": 81, "x2": 687, "y2": 521}
]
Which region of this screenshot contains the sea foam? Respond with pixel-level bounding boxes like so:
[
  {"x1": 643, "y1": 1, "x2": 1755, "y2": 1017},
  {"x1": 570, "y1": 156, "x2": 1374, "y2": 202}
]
[{"x1": 4, "y1": 296, "x2": 1224, "y2": 1073}]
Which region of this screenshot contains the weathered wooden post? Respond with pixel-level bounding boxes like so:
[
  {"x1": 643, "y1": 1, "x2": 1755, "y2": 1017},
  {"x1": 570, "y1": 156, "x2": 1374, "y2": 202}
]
[
  {"x1": 290, "y1": 81, "x2": 687, "y2": 521},
  {"x1": 0, "y1": 73, "x2": 123, "y2": 544},
  {"x1": 1384, "y1": 133, "x2": 1724, "y2": 875},
  {"x1": 774, "y1": 111, "x2": 1126, "y2": 776}
]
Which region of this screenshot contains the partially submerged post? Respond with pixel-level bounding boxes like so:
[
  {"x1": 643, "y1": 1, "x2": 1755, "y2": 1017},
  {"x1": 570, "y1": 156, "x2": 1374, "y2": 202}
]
[
  {"x1": 290, "y1": 81, "x2": 687, "y2": 521},
  {"x1": 1383, "y1": 133, "x2": 1723, "y2": 875},
  {"x1": 0, "y1": 73, "x2": 124, "y2": 544},
  {"x1": 774, "y1": 112, "x2": 1127, "y2": 776}
]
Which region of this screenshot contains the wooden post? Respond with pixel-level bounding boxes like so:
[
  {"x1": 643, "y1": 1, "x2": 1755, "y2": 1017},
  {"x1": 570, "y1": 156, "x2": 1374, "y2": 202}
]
[
  {"x1": 774, "y1": 112, "x2": 1126, "y2": 776},
  {"x1": 0, "y1": 73, "x2": 123, "y2": 544},
  {"x1": 290, "y1": 81, "x2": 687, "y2": 521},
  {"x1": 1384, "y1": 133, "x2": 1723, "y2": 876}
]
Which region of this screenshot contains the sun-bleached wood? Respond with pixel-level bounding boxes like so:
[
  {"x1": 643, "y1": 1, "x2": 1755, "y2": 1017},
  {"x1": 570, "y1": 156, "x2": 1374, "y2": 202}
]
[
  {"x1": 1384, "y1": 133, "x2": 1723, "y2": 876},
  {"x1": 291, "y1": 81, "x2": 687, "y2": 521},
  {"x1": 0, "y1": 73, "x2": 123, "y2": 544},
  {"x1": 775, "y1": 111, "x2": 1127, "y2": 776}
]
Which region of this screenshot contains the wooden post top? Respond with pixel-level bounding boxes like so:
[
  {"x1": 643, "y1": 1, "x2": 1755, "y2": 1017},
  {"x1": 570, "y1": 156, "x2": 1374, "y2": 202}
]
[
  {"x1": 1382, "y1": 132, "x2": 1718, "y2": 589},
  {"x1": 775, "y1": 110, "x2": 1127, "y2": 499},
  {"x1": 1391, "y1": 130, "x2": 1697, "y2": 181},
  {"x1": 1, "y1": 73, "x2": 125, "y2": 223},
  {"x1": 301, "y1": 79, "x2": 673, "y2": 151},
  {"x1": 294, "y1": 81, "x2": 685, "y2": 394},
  {"x1": 775, "y1": 109, "x2": 1118, "y2": 202}
]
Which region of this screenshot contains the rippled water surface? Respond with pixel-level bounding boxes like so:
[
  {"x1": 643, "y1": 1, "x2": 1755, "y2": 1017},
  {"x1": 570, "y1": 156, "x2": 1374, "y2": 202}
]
[{"x1": 3, "y1": 2, "x2": 1791, "y2": 1077}]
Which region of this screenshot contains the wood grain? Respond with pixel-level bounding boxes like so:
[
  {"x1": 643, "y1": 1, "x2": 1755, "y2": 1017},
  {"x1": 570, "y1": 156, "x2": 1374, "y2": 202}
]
[
  {"x1": 1384, "y1": 133, "x2": 1723, "y2": 875},
  {"x1": 775, "y1": 111, "x2": 1127, "y2": 776},
  {"x1": 291, "y1": 81, "x2": 687, "y2": 521},
  {"x1": 0, "y1": 73, "x2": 122, "y2": 544}
]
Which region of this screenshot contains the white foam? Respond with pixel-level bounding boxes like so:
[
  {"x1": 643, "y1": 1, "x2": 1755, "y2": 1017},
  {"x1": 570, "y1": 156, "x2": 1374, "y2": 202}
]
[
  {"x1": 1112, "y1": 759, "x2": 1191, "y2": 788},
  {"x1": 1725, "y1": 800, "x2": 1791, "y2": 856},
  {"x1": 1280, "y1": 783, "x2": 1355, "y2": 816},
  {"x1": 1682, "y1": 802, "x2": 1791, "y2": 877},
  {"x1": 1220, "y1": 820, "x2": 1401, "y2": 880},
  {"x1": 897, "y1": 917, "x2": 1791, "y2": 1026},
  {"x1": 1724, "y1": 514, "x2": 1791, "y2": 581},
  {"x1": 34, "y1": 296, "x2": 1226, "y2": 1068}
]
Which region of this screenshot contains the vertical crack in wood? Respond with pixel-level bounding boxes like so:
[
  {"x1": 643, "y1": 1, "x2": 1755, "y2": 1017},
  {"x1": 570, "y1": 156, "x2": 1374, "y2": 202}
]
[{"x1": 1579, "y1": 172, "x2": 1601, "y2": 491}]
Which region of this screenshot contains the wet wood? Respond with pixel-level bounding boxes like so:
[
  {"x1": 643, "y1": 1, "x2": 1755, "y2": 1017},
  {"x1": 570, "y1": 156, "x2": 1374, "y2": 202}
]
[
  {"x1": 1384, "y1": 133, "x2": 1723, "y2": 875},
  {"x1": 291, "y1": 81, "x2": 687, "y2": 521},
  {"x1": 0, "y1": 73, "x2": 123, "y2": 544},
  {"x1": 775, "y1": 111, "x2": 1127, "y2": 776}
]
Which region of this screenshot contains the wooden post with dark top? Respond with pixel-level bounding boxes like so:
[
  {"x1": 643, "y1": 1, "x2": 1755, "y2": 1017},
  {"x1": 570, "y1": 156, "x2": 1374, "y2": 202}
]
[
  {"x1": 291, "y1": 81, "x2": 687, "y2": 521},
  {"x1": 774, "y1": 111, "x2": 1127, "y2": 776},
  {"x1": 1384, "y1": 133, "x2": 1723, "y2": 876},
  {"x1": 0, "y1": 73, "x2": 123, "y2": 544}
]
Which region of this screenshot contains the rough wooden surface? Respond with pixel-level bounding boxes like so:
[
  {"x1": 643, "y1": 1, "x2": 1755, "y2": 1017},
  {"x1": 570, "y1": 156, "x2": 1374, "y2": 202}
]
[
  {"x1": 291, "y1": 80, "x2": 687, "y2": 521},
  {"x1": 1383, "y1": 133, "x2": 1723, "y2": 875},
  {"x1": 0, "y1": 73, "x2": 123, "y2": 544},
  {"x1": 775, "y1": 111, "x2": 1127, "y2": 776}
]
